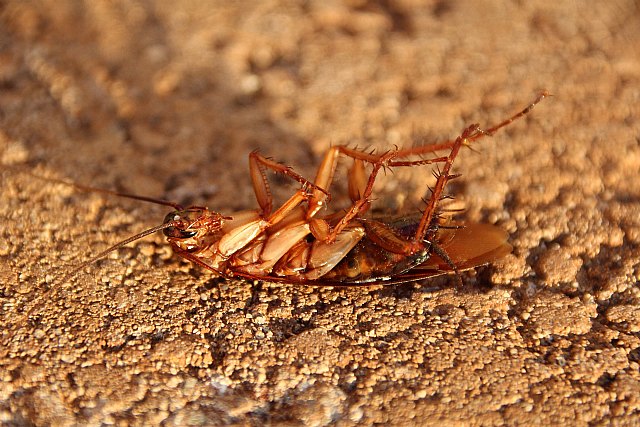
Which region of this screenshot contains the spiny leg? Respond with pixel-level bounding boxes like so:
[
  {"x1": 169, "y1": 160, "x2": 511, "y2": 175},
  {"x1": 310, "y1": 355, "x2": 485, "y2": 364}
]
[
  {"x1": 248, "y1": 151, "x2": 329, "y2": 223},
  {"x1": 307, "y1": 145, "x2": 394, "y2": 218},
  {"x1": 173, "y1": 246, "x2": 228, "y2": 276},
  {"x1": 392, "y1": 91, "x2": 550, "y2": 159},
  {"x1": 347, "y1": 159, "x2": 367, "y2": 203},
  {"x1": 311, "y1": 92, "x2": 550, "y2": 245},
  {"x1": 481, "y1": 91, "x2": 550, "y2": 136},
  {"x1": 335, "y1": 139, "x2": 487, "y2": 253},
  {"x1": 308, "y1": 145, "x2": 450, "y2": 218},
  {"x1": 330, "y1": 91, "x2": 550, "y2": 251},
  {"x1": 412, "y1": 91, "x2": 550, "y2": 246},
  {"x1": 322, "y1": 149, "x2": 398, "y2": 240},
  {"x1": 310, "y1": 144, "x2": 452, "y2": 243},
  {"x1": 348, "y1": 154, "x2": 453, "y2": 202},
  {"x1": 412, "y1": 129, "x2": 468, "y2": 248},
  {"x1": 316, "y1": 112, "x2": 533, "y2": 242}
]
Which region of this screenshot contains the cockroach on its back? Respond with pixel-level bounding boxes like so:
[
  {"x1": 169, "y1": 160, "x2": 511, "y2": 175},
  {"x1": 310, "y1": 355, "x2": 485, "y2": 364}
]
[{"x1": 65, "y1": 92, "x2": 548, "y2": 286}]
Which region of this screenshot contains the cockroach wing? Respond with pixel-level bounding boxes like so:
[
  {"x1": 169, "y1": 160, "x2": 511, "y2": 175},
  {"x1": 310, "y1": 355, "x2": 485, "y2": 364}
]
[
  {"x1": 418, "y1": 223, "x2": 512, "y2": 272},
  {"x1": 365, "y1": 223, "x2": 511, "y2": 285},
  {"x1": 304, "y1": 226, "x2": 366, "y2": 280}
]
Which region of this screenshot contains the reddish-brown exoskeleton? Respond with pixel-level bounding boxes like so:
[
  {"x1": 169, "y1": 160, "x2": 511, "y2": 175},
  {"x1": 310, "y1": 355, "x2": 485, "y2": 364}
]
[{"x1": 72, "y1": 92, "x2": 548, "y2": 286}]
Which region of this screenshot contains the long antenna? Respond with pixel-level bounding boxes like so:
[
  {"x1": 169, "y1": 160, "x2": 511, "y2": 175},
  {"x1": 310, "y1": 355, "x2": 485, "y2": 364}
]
[
  {"x1": 13, "y1": 168, "x2": 184, "y2": 210},
  {"x1": 64, "y1": 221, "x2": 179, "y2": 280},
  {"x1": 67, "y1": 180, "x2": 183, "y2": 210}
]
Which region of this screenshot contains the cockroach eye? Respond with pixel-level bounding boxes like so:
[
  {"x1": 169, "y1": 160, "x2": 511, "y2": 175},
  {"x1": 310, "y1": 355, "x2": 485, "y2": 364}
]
[{"x1": 162, "y1": 211, "x2": 197, "y2": 239}]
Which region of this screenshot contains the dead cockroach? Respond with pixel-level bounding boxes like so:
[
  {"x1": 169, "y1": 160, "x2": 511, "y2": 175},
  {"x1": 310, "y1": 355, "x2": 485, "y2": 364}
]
[{"x1": 56, "y1": 91, "x2": 548, "y2": 287}]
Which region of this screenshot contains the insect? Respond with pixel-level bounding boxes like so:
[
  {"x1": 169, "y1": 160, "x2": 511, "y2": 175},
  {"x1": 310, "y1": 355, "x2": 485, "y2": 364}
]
[{"x1": 65, "y1": 92, "x2": 548, "y2": 286}]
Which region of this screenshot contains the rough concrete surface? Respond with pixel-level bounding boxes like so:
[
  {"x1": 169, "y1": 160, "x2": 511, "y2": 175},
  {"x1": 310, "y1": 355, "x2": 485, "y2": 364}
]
[{"x1": 1, "y1": 1, "x2": 640, "y2": 426}]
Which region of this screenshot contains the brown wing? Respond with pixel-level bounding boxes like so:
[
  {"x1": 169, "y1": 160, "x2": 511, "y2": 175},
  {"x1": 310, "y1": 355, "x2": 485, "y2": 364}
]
[
  {"x1": 337, "y1": 223, "x2": 512, "y2": 286},
  {"x1": 412, "y1": 222, "x2": 512, "y2": 272}
]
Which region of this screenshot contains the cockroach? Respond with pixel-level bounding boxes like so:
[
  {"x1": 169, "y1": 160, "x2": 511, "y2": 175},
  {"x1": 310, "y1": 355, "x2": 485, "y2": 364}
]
[{"x1": 58, "y1": 92, "x2": 548, "y2": 286}]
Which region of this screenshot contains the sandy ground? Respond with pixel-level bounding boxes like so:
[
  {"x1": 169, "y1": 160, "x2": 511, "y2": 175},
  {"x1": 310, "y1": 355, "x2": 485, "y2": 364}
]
[{"x1": 1, "y1": 1, "x2": 640, "y2": 425}]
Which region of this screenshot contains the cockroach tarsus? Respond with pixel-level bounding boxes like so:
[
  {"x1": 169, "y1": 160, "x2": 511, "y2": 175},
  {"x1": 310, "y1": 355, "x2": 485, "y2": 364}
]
[{"x1": 65, "y1": 92, "x2": 548, "y2": 286}]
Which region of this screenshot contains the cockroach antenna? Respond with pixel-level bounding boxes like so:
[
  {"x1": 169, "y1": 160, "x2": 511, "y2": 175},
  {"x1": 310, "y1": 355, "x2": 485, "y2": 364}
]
[
  {"x1": 63, "y1": 221, "x2": 179, "y2": 281},
  {"x1": 36, "y1": 173, "x2": 185, "y2": 210}
]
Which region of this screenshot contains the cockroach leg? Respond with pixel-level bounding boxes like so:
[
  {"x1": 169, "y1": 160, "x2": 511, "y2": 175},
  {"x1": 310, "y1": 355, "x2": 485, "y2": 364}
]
[
  {"x1": 430, "y1": 241, "x2": 461, "y2": 276},
  {"x1": 308, "y1": 91, "x2": 551, "y2": 253},
  {"x1": 307, "y1": 147, "x2": 410, "y2": 222},
  {"x1": 413, "y1": 131, "x2": 467, "y2": 247},
  {"x1": 413, "y1": 92, "x2": 550, "y2": 244},
  {"x1": 347, "y1": 159, "x2": 367, "y2": 203},
  {"x1": 265, "y1": 189, "x2": 309, "y2": 224},
  {"x1": 482, "y1": 91, "x2": 550, "y2": 136},
  {"x1": 312, "y1": 145, "x2": 451, "y2": 244},
  {"x1": 307, "y1": 145, "x2": 402, "y2": 218},
  {"x1": 172, "y1": 247, "x2": 227, "y2": 276},
  {"x1": 360, "y1": 219, "x2": 417, "y2": 255},
  {"x1": 390, "y1": 91, "x2": 551, "y2": 160},
  {"x1": 246, "y1": 151, "x2": 338, "y2": 245},
  {"x1": 330, "y1": 150, "x2": 455, "y2": 244},
  {"x1": 248, "y1": 150, "x2": 329, "y2": 217}
]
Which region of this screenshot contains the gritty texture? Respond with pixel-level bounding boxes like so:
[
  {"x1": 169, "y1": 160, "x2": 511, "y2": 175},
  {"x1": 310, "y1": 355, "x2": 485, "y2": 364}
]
[{"x1": 1, "y1": 1, "x2": 640, "y2": 426}]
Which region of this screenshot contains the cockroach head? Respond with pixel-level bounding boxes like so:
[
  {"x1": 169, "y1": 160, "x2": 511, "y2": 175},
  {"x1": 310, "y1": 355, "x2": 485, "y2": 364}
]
[{"x1": 162, "y1": 208, "x2": 227, "y2": 240}]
